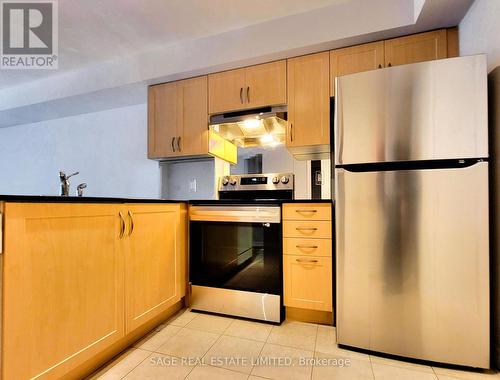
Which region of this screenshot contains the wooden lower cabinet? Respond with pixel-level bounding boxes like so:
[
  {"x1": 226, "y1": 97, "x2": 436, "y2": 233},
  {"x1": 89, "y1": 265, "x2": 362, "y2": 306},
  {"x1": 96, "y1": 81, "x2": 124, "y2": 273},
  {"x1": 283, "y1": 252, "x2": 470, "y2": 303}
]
[
  {"x1": 2, "y1": 203, "x2": 125, "y2": 380},
  {"x1": 283, "y1": 237, "x2": 332, "y2": 257},
  {"x1": 283, "y1": 220, "x2": 332, "y2": 239},
  {"x1": 1, "y1": 202, "x2": 186, "y2": 380},
  {"x1": 283, "y1": 255, "x2": 333, "y2": 312},
  {"x1": 124, "y1": 204, "x2": 184, "y2": 333},
  {"x1": 283, "y1": 203, "x2": 333, "y2": 222},
  {"x1": 282, "y1": 203, "x2": 333, "y2": 318}
]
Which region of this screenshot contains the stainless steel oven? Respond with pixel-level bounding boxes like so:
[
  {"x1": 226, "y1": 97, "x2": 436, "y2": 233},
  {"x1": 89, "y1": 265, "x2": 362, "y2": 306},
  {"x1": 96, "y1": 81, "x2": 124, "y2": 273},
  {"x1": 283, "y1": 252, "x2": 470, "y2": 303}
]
[{"x1": 188, "y1": 173, "x2": 293, "y2": 323}]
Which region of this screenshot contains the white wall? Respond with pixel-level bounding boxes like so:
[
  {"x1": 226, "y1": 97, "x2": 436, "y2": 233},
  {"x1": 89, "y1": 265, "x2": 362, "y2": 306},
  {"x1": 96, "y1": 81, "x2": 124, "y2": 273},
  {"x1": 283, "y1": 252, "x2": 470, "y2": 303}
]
[
  {"x1": 161, "y1": 159, "x2": 216, "y2": 200},
  {"x1": 459, "y1": 0, "x2": 500, "y2": 72},
  {"x1": 0, "y1": 104, "x2": 161, "y2": 197}
]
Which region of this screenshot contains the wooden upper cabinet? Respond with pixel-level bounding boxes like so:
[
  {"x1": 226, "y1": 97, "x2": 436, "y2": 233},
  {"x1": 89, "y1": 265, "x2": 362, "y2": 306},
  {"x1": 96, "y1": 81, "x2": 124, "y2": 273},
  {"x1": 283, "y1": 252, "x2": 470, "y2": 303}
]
[
  {"x1": 148, "y1": 82, "x2": 179, "y2": 158},
  {"x1": 208, "y1": 60, "x2": 286, "y2": 114},
  {"x1": 446, "y1": 27, "x2": 459, "y2": 58},
  {"x1": 384, "y1": 29, "x2": 447, "y2": 67},
  {"x1": 124, "y1": 204, "x2": 182, "y2": 333},
  {"x1": 208, "y1": 68, "x2": 246, "y2": 114},
  {"x1": 2, "y1": 203, "x2": 125, "y2": 380},
  {"x1": 178, "y1": 76, "x2": 209, "y2": 156},
  {"x1": 148, "y1": 76, "x2": 208, "y2": 159},
  {"x1": 330, "y1": 41, "x2": 384, "y2": 96},
  {"x1": 244, "y1": 60, "x2": 287, "y2": 109},
  {"x1": 147, "y1": 29, "x2": 458, "y2": 161},
  {"x1": 287, "y1": 52, "x2": 330, "y2": 149}
]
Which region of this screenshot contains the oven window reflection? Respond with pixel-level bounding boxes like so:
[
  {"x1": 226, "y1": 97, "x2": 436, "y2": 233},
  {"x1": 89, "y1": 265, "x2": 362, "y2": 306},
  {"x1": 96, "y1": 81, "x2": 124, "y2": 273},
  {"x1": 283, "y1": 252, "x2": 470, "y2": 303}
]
[{"x1": 190, "y1": 221, "x2": 281, "y2": 294}]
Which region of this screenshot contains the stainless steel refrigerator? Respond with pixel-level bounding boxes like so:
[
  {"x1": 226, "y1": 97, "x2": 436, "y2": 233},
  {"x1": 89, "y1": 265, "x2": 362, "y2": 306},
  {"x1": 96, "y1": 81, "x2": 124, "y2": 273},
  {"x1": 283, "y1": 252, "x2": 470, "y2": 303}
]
[
  {"x1": 489, "y1": 65, "x2": 500, "y2": 370},
  {"x1": 334, "y1": 55, "x2": 490, "y2": 368}
]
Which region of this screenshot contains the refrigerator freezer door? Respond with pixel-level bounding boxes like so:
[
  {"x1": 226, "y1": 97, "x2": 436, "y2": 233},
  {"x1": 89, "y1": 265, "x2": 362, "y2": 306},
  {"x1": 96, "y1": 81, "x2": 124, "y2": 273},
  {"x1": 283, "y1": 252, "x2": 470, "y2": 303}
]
[
  {"x1": 335, "y1": 162, "x2": 490, "y2": 368},
  {"x1": 335, "y1": 55, "x2": 488, "y2": 165}
]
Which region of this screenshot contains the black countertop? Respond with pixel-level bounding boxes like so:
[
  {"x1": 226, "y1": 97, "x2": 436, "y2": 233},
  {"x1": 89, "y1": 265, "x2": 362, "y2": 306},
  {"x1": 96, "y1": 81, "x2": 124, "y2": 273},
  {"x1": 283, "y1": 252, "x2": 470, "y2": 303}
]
[
  {"x1": 0, "y1": 195, "x2": 333, "y2": 204},
  {"x1": 0, "y1": 195, "x2": 186, "y2": 204},
  {"x1": 189, "y1": 199, "x2": 333, "y2": 205}
]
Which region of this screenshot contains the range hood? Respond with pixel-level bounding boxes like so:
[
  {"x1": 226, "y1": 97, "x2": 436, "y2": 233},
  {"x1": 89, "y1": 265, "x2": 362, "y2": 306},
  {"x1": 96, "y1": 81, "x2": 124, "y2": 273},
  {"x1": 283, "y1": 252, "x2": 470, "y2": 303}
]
[{"x1": 209, "y1": 106, "x2": 287, "y2": 148}]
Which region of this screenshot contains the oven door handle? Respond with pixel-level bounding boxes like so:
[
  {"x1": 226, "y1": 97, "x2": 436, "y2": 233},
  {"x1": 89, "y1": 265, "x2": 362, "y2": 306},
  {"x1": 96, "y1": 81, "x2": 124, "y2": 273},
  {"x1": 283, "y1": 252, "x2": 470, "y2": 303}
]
[{"x1": 189, "y1": 206, "x2": 281, "y2": 224}]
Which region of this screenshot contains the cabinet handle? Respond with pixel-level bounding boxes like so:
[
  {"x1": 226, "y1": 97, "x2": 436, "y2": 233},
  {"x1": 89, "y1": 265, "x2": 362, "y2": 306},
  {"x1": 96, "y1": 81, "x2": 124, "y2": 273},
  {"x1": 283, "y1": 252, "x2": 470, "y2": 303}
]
[
  {"x1": 240, "y1": 87, "x2": 243, "y2": 104},
  {"x1": 296, "y1": 227, "x2": 318, "y2": 231},
  {"x1": 296, "y1": 245, "x2": 319, "y2": 249},
  {"x1": 119, "y1": 212, "x2": 126, "y2": 239},
  {"x1": 128, "y1": 210, "x2": 134, "y2": 236},
  {"x1": 171, "y1": 137, "x2": 176, "y2": 152},
  {"x1": 246, "y1": 86, "x2": 250, "y2": 103},
  {"x1": 290, "y1": 123, "x2": 293, "y2": 142},
  {"x1": 296, "y1": 258, "x2": 318, "y2": 263},
  {"x1": 295, "y1": 209, "x2": 317, "y2": 213},
  {"x1": 177, "y1": 136, "x2": 182, "y2": 152}
]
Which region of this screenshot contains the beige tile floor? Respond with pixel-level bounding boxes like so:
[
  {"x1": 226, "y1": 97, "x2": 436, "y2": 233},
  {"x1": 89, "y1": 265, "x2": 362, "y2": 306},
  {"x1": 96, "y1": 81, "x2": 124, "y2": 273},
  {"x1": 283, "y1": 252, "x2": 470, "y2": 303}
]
[{"x1": 88, "y1": 309, "x2": 500, "y2": 380}]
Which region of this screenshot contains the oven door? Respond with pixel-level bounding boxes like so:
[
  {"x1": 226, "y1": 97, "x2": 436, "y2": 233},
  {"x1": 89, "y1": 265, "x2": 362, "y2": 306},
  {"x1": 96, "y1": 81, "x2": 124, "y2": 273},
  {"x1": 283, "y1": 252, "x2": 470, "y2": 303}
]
[{"x1": 189, "y1": 205, "x2": 282, "y2": 295}]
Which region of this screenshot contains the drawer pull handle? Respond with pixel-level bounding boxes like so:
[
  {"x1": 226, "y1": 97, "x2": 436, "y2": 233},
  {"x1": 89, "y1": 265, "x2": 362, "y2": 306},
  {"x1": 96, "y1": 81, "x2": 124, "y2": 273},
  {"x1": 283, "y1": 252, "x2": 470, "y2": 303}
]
[
  {"x1": 296, "y1": 227, "x2": 318, "y2": 231},
  {"x1": 296, "y1": 209, "x2": 317, "y2": 213},
  {"x1": 296, "y1": 258, "x2": 318, "y2": 263},
  {"x1": 296, "y1": 244, "x2": 318, "y2": 249}
]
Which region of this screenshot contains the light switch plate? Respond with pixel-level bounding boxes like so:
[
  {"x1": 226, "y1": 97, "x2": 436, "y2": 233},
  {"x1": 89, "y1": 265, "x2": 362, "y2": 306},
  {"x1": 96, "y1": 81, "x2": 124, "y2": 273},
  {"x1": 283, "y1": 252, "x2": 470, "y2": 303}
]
[{"x1": 189, "y1": 179, "x2": 197, "y2": 192}]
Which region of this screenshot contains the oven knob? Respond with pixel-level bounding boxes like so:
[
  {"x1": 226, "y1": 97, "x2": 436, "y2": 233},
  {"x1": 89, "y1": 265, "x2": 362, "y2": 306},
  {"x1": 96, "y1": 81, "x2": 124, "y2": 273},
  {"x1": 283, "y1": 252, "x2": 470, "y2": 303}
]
[
  {"x1": 229, "y1": 177, "x2": 237, "y2": 186},
  {"x1": 281, "y1": 176, "x2": 290, "y2": 184},
  {"x1": 222, "y1": 176, "x2": 230, "y2": 186},
  {"x1": 272, "y1": 176, "x2": 280, "y2": 184}
]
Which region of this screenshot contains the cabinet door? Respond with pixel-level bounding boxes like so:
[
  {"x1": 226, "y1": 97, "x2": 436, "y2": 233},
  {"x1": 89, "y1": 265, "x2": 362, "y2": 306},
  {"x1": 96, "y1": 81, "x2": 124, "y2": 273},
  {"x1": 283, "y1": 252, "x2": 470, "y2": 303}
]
[
  {"x1": 208, "y1": 68, "x2": 246, "y2": 114},
  {"x1": 178, "y1": 76, "x2": 209, "y2": 156},
  {"x1": 384, "y1": 29, "x2": 447, "y2": 67},
  {"x1": 148, "y1": 82, "x2": 180, "y2": 158},
  {"x1": 2, "y1": 203, "x2": 124, "y2": 380},
  {"x1": 287, "y1": 52, "x2": 330, "y2": 148},
  {"x1": 283, "y1": 255, "x2": 332, "y2": 311},
  {"x1": 330, "y1": 41, "x2": 384, "y2": 96},
  {"x1": 245, "y1": 60, "x2": 286, "y2": 109},
  {"x1": 124, "y1": 204, "x2": 181, "y2": 333}
]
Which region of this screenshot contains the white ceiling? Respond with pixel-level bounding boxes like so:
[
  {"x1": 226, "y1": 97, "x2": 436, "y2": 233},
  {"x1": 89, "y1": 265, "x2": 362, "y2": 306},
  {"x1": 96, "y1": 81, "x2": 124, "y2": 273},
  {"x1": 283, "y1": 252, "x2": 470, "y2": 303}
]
[{"x1": 0, "y1": 0, "x2": 345, "y2": 89}]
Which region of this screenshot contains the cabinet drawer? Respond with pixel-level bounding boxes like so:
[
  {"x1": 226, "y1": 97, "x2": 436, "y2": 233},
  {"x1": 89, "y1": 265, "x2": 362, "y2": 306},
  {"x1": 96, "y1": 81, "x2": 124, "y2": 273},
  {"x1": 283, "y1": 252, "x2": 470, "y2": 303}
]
[
  {"x1": 283, "y1": 220, "x2": 331, "y2": 239},
  {"x1": 283, "y1": 255, "x2": 332, "y2": 311},
  {"x1": 283, "y1": 238, "x2": 332, "y2": 257},
  {"x1": 283, "y1": 203, "x2": 331, "y2": 221}
]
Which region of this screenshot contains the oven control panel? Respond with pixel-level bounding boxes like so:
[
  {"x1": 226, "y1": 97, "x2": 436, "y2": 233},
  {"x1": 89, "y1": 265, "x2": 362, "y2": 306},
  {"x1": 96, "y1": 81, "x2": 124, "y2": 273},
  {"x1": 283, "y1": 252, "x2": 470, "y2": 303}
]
[{"x1": 219, "y1": 173, "x2": 294, "y2": 192}]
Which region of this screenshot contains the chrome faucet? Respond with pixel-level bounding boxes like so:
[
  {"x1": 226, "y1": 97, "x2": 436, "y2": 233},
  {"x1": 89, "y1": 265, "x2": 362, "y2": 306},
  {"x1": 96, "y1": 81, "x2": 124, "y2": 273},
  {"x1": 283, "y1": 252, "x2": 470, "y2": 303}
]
[
  {"x1": 59, "y1": 171, "x2": 79, "y2": 196},
  {"x1": 77, "y1": 183, "x2": 87, "y2": 197}
]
